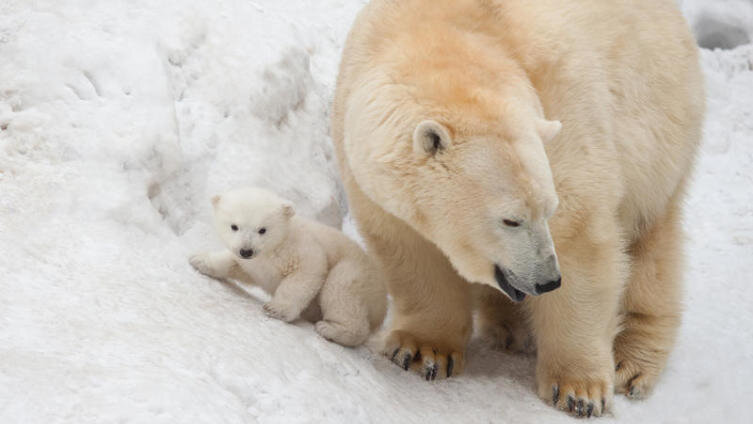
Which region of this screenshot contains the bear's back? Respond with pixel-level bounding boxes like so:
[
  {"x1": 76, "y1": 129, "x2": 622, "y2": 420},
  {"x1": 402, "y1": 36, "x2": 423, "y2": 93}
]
[{"x1": 333, "y1": 0, "x2": 703, "y2": 235}]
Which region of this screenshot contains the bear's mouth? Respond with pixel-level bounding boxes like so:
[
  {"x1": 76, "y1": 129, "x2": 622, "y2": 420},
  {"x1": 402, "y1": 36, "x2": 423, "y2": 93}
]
[{"x1": 494, "y1": 265, "x2": 526, "y2": 302}]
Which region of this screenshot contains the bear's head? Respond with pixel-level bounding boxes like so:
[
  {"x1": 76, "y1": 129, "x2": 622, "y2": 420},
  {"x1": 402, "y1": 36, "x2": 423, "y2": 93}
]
[
  {"x1": 343, "y1": 63, "x2": 562, "y2": 301},
  {"x1": 210, "y1": 187, "x2": 295, "y2": 260}
]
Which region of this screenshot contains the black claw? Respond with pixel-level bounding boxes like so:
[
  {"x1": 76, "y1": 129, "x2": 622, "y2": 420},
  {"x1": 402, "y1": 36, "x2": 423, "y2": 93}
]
[
  {"x1": 422, "y1": 363, "x2": 436, "y2": 381},
  {"x1": 601, "y1": 398, "x2": 606, "y2": 413},
  {"x1": 576, "y1": 399, "x2": 584, "y2": 416},
  {"x1": 391, "y1": 348, "x2": 400, "y2": 361},
  {"x1": 627, "y1": 372, "x2": 642, "y2": 397},
  {"x1": 567, "y1": 396, "x2": 574, "y2": 412},
  {"x1": 402, "y1": 352, "x2": 412, "y2": 371},
  {"x1": 587, "y1": 403, "x2": 594, "y2": 418},
  {"x1": 447, "y1": 356, "x2": 454, "y2": 378},
  {"x1": 552, "y1": 386, "x2": 560, "y2": 406}
]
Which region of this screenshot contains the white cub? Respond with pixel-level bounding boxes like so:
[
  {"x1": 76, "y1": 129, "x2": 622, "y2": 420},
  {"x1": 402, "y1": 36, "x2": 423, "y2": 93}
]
[{"x1": 190, "y1": 187, "x2": 387, "y2": 347}]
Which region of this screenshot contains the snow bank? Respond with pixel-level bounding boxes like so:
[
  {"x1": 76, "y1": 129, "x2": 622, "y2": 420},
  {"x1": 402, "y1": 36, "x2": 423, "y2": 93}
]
[{"x1": 1, "y1": 1, "x2": 751, "y2": 423}]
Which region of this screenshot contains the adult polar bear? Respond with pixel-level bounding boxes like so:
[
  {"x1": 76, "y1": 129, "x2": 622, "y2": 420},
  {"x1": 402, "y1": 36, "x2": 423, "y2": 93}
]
[{"x1": 332, "y1": 0, "x2": 703, "y2": 416}]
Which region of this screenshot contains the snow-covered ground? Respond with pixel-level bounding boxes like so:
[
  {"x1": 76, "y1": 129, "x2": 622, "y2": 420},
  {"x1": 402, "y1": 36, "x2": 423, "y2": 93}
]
[{"x1": 1, "y1": 1, "x2": 752, "y2": 422}]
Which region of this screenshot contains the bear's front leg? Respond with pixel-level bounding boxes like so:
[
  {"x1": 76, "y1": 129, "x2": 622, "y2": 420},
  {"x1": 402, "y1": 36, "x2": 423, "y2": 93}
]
[
  {"x1": 529, "y1": 224, "x2": 626, "y2": 418},
  {"x1": 369, "y1": 220, "x2": 472, "y2": 381},
  {"x1": 190, "y1": 250, "x2": 238, "y2": 279}
]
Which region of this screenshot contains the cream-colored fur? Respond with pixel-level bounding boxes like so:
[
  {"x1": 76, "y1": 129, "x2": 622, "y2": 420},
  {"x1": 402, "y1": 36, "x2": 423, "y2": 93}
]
[
  {"x1": 190, "y1": 188, "x2": 387, "y2": 347},
  {"x1": 332, "y1": 0, "x2": 703, "y2": 416}
]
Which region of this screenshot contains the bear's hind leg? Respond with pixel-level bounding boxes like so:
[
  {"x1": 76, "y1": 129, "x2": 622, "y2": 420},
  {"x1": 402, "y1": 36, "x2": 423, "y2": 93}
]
[{"x1": 614, "y1": 201, "x2": 684, "y2": 399}]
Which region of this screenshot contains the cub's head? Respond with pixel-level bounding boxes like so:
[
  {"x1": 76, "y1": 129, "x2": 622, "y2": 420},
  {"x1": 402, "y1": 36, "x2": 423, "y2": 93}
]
[
  {"x1": 211, "y1": 187, "x2": 294, "y2": 260},
  {"x1": 344, "y1": 68, "x2": 562, "y2": 301}
]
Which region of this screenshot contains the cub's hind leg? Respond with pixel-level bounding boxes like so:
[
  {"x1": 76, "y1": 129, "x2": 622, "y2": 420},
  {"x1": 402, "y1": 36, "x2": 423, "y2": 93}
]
[{"x1": 315, "y1": 261, "x2": 371, "y2": 347}]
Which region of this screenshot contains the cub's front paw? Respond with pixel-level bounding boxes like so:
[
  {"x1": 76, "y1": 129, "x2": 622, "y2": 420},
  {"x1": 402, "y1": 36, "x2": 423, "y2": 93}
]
[
  {"x1": 189, "y1": 253, "x2": 219, "y2": 278},
  {"x1": 383, "y1": 330, "x2": 464, "y2": 381},
  {"x1": 538, "y1": 362, "x2": 614, "y2": 418},
  {"x1": 262, "y1": 301, "x2": 298, "y2": 322}
]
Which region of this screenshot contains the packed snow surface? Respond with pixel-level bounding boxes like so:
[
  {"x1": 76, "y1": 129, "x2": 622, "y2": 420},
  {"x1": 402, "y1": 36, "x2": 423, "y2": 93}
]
[{"x1": 1, "y1": 1, "x2": 752, "y2": 423}]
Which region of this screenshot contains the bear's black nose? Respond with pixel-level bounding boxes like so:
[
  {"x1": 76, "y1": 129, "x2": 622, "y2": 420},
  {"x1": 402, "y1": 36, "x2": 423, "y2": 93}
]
[
  {"x1": 239, "y1": 248, "x2": 254, "y2": 259},
  {"x1": 535, "y1": 277, "x2": 562, "y2": 294}
]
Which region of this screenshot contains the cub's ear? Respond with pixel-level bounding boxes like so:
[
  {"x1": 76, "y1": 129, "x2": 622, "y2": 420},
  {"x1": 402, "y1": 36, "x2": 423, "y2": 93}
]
[
  {"x1": 211, "y1": 195, "x2": 221, "y2": 207},
  {"x1": 536, "y1": 119, "x2": 562, "y2": 143},
  {"x1": 281, "y1": 202, "x2": 295, "y2": 219},
  {"x1": 413, "y1": 120, "x2": 452, "y2": 155}
]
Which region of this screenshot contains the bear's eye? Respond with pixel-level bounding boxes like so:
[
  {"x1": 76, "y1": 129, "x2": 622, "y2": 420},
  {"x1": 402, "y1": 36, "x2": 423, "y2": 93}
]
[
  {"x1": 502, "y1": 219, "x2": 520, "y2": 228},
  {"x1": 258, "y1": 227, "x2": 266, "y2": 235},
  {"x1": 231, "y1": 224, "x2": 239, "y2": 231}
]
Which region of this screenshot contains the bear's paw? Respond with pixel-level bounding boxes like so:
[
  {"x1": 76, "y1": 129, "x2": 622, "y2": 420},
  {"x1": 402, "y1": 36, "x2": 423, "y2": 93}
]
[
  {"x1": 189, "y1": 253, "x2": 220, "y2": 278},
  {"x1": 384, "y1": 330, "x2": 464, "y2": 381},
  {"x1": 537, "y1": 365, "x2": 614, "y2": 418}
]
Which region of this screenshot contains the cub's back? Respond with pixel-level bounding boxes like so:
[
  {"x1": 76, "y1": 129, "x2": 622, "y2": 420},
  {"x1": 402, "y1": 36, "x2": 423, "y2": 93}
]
[{"x1": 295, "y1": 217, "x2": 373, "y2": 269}]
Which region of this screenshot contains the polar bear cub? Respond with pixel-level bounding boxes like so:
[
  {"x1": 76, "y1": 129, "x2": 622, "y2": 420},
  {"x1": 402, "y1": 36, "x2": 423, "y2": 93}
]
[{"x1": 190, "y1": 187, "x2": 387, "y2": 347}]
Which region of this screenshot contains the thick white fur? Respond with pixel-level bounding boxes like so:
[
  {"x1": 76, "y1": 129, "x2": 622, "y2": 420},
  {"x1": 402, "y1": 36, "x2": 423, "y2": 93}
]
[
  {"x1": 190, "y1": 188, "x2": 387, "y2": 347},
  {"x1": 332, "y1": 0, "x2": 703, "y2": 416}
]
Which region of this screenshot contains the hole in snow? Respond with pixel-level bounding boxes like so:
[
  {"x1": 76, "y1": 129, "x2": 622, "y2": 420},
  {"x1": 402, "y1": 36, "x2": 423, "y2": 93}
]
[{"x1": 694, "y1": 16, "x2": 750, "y2": 50}]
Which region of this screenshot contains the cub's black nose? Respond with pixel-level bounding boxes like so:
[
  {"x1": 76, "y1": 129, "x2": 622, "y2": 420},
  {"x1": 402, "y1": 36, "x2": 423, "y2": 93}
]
[
  {"x1": 239, "y1": 248, "x2": 254, "y2": 259},
  {"x1": 535, "y1": 277, "x2": 561, "y2": 294}
]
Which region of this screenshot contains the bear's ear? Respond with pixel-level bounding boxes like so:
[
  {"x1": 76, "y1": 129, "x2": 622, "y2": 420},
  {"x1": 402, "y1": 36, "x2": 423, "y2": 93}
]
[
  {"x1": 413, "y1": 120, "x2": 452, "y2": 155},
  {"x1": 536, "y1": 119, "x2": 562, "y2": 143},
  {"x1": 211, "y1": 195, "x2": 221, "y2": 207},
  {"x1": 281, "y1": 202, "x2": 295, "y2": 219}
]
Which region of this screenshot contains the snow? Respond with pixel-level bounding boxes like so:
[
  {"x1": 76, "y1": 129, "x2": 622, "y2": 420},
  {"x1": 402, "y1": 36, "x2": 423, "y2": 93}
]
[
  {"x1": 681, "y1": 0, "x2": 753, "y2": 49},
  {"x1": 1, "y1": 1, "x2": 751, "y2": 423}
]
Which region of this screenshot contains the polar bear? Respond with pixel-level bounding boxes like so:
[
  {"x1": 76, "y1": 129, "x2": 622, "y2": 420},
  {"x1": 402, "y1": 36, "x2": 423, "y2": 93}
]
[
  {"x1": 190, "y1": 187, "x2": 387, "y2": 347},
  {"x1": 332, "y1": 0, "x2": 703, "y2": 416}
]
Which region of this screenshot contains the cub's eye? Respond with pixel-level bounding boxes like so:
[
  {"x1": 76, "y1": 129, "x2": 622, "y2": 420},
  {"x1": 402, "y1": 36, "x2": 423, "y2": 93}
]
[
  {"x1": 502, "y1": 219, "x2": 520, "y2": 228},
  {"x1": 258, "y1": 228, "x2": 266, "y2": 235},
  {"x1": 231, "y1": 224, "x2": 239, "y2": 231}
]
